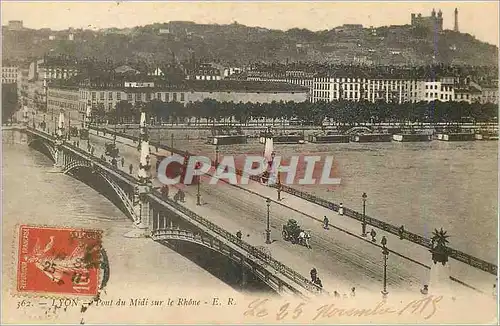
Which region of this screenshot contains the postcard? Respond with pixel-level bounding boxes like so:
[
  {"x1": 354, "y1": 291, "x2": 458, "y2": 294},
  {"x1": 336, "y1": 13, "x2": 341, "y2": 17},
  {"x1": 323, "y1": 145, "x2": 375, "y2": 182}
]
[{"x1": 1, "y1": 1, "x2": 498, "y2": 324}]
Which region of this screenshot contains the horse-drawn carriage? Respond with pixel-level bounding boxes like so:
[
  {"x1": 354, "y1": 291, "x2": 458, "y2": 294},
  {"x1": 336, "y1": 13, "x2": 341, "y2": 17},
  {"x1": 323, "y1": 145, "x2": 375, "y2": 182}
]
[
  {"x1": 79, "y1": 129, "x2": 89, "y2": 140},
  {"x1": 70, "y1": 126, "x2": 79, "y2": 137},
  {"x1": 160, "y1": 185, "x2": 169, "y2": 198},
  {"x1": 282, "y1": 219, "x2": 311, "y2": 248},
  {"x1": 105, "y1": 143, "x2": 119, "y2": 157}
]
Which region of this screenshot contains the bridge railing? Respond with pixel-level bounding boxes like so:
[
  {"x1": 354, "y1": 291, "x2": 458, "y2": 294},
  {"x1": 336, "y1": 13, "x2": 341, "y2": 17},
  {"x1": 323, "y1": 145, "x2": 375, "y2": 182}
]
[
  {"x1": 149, "y1": 191, "x2": 324, "y2": 295},
  {"x1": 94, "y1": 126, "x2": 498, "y2": 276},
  {"x1": 266, "y1": 183, "x2": 497, "y2": 275}
]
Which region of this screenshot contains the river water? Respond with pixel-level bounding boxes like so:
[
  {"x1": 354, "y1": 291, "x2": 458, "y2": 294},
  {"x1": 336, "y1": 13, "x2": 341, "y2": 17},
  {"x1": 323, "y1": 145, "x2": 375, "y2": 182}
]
[
  {"x1": 151, "y1": 129, "x2": 498, "y2": 264},
  {"x1": 1, "y1": 141, "x2": 237, "y2": 303}
]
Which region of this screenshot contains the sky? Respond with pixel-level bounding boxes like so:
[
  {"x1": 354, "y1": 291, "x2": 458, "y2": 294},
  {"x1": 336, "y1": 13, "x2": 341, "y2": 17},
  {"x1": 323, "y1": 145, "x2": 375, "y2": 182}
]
[{"x1": 2, "y1": 1, "x2": 499, "y2": 46}]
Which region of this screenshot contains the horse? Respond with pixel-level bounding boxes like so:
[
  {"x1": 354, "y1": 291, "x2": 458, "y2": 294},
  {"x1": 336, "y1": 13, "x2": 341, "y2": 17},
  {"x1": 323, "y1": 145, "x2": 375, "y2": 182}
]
[{"x1": 298, "y1": 231, "x2": 311, "y2": 249}]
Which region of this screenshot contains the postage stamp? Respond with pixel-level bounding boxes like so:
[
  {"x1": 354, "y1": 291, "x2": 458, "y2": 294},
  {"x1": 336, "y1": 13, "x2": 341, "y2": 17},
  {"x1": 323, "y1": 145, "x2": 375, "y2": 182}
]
[{"x1": 16, "y1": 225, "x2": 103, "y2": 296}]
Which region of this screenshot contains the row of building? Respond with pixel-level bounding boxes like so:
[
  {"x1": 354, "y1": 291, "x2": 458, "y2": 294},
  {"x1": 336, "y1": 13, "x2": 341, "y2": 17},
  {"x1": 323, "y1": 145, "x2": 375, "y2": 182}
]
[
  {"x1": 11, "y1": 58, "x2": 309, "y2": 116},
  {"x1": 5, "y1": 57, "x2": 499, "y2": 121},
  {"x1": 245, "y1": 73, "x2": 498, "y2": 105}
]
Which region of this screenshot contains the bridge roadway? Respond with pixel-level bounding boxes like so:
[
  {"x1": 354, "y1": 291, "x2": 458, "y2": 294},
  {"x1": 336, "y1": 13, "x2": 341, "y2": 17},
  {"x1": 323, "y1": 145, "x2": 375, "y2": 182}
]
[
  {"x1": 85, "y1": 128, "x2": 495, "y2": 297},
  {"x1": 23, "y1": 126, "x2": 325, "y2": 297}
]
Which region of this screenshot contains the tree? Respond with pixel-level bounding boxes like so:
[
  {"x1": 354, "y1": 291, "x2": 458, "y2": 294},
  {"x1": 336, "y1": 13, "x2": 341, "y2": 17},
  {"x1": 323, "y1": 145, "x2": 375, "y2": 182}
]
[{"x1": 430, "y1": 228, "x2": 450, "y2": 266}]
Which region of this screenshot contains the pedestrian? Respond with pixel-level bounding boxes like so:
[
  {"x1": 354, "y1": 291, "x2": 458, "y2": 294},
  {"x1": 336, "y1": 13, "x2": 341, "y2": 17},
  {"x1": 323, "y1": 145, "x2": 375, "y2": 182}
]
[
  {"x1": 351, "y1": 287, "x2": 356, "y2": 297},
  {"x1": 100, "y1": 154, "x2": 105, "y2": 161},
  {"x1": 310, "y1": 268, "x2": 317, "y2": 283},
  {"x1": 338, "y1": 203, "x2": 344, "y2": 215},
  {"x1": 334, "y1": 290, "x2": 340, "y2": 298},
  {"x1": 323, "y1": 216, "x2": 329, "y2": 229},
  {"x1": 370, "y1": 228, "x2": 377, "y2": 242},
  {"x1": 77, "y1": 141, "x2": 79, "y2": 147},
  {"x1": 493, "y1": 284, "x2": 497, "y2": 298},
  {"x1": 121, "y1": 157, "x2": 125, "y2": 167},
  {"x1": 129, "y1": 163, "x2": 133, "y2": 174},
  {"x1": 399, "y1": 225, "x2": 405, "y2": 240},
  {"x1": 236, "y1": 230, "x2": 242, "y2": 239},
  {"x1": 315, "y1": 277, "x2": 323, "y2": 289},
  {"x1": 420, "y1": 284, "x2": 429, "y2": 295}
]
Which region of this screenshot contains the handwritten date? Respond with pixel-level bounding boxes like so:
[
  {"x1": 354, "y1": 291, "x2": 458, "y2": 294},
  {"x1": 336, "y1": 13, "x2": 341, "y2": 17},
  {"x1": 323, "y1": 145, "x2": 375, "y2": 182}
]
[{"x1": 244, "y1": 295, "x2": 443, "y2": 321}]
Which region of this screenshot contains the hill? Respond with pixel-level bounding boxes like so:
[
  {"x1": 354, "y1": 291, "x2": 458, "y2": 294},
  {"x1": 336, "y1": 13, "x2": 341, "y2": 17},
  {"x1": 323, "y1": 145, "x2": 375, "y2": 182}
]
[{"x1": 2, "y1": 21, "x2": 498, "y2": 67}]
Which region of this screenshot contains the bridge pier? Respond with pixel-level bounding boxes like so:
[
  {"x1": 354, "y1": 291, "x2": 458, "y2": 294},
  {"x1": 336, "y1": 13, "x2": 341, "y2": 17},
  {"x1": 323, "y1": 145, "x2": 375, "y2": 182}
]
[{"x1": 240, "y1": 259, "x2": 248, "y2": 288}]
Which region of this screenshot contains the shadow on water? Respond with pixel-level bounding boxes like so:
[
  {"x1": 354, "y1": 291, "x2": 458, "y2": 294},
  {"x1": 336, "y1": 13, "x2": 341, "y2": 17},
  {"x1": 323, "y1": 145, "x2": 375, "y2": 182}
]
[
  {"x1": 28, "y1": 140, "x2": 55, "y2": 163},
  {"x1": 69, "y1": 167, "x2": 131, "y2": 219},
  {"x1": 162, "y1": 240, "x2": 276, "y2": 295}
]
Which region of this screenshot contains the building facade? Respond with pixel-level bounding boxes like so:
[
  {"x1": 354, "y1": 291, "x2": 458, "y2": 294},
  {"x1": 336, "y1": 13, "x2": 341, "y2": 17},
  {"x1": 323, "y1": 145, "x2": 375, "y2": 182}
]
[
  {"x1": 47, "y1": 86, "x2": 80, "y2": 115},
  {"x1": 480, "y1": 86, "x2": 499, "y2": 104},
  {"x1": 77, "y1": 80, "x2": 308, "y2": 114},
  {"x1": 2, "y1": 65, "x2": 18, "y2": 84}
]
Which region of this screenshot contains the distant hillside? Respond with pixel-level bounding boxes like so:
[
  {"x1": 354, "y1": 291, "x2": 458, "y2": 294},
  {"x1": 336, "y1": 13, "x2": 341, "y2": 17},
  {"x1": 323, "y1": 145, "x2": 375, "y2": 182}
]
[{"x1": 2, "y1": 21, "x2": 498, "y2": 66}]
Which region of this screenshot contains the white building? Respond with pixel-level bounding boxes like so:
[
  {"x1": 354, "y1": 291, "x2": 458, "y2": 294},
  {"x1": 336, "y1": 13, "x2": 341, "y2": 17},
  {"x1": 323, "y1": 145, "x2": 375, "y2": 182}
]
[{"x1": 2, "y1": 65, "x2": 18, "y2": 84}]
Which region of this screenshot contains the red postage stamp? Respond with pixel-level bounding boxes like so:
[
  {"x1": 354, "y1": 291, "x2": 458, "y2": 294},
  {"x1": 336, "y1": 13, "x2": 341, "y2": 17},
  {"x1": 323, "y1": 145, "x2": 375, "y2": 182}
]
[{"x1": 16, "y1": 225, "x2": 103, "y2": 296}]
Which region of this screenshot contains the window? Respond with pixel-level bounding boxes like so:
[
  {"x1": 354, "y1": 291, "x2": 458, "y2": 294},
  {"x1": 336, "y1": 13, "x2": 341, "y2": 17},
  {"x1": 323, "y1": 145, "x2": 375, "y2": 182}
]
[
  {"x1": 180, "y1": 93, "x2": 185, "y2": 101},
  {"x1": 92, "y1": 92, "x2": 96, "y2": 100},
  {"x1": 157, "y1": 93, "x2": 161, "y2": 100},
  {"x1": 108, "y1": 92, "x2": 113, "y2": 100},
  {"x1": 173, "y1": 93, "x2": 177, "y2": 101},
  {"x1": 100, "y1": 92, "x2": 105, "y2": 100},
  {"x1": 127, "y1": 93, "x2": 133, "y2": 101},
  {"x1": 166, "y1": 93, "x2": 170, "y2": 101},
  {"x1": 117, "y1": 92, "x2": 121, "y2": 100}
]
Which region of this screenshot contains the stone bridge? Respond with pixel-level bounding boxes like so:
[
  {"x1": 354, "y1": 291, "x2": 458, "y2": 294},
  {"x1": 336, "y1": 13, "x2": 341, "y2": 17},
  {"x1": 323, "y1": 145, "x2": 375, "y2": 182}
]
[{"x1": 23, "y1": 126, "x2": 323, "y2": 299}]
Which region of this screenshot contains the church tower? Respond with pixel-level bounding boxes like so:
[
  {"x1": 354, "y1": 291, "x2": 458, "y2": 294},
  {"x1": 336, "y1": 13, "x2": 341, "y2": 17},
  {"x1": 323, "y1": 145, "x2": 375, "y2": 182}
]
[{"x1": 454, "y1": 8, "x2": 459, "y2": 32}]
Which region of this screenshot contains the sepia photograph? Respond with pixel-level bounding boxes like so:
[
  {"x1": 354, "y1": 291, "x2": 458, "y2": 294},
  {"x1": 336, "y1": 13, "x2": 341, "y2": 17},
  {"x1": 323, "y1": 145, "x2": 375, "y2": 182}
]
[{"x1": 1, "y1": 1, "x2": 499, "y2": 324}]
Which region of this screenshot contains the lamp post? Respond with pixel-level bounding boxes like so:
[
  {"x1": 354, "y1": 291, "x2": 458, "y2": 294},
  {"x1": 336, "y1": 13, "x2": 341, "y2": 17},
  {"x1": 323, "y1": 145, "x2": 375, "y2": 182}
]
[
  {"x1": 196, "y1": 175, "x2": 201, "y2": 206},
  {"x1": 170, "y1": 134, "x2": 174, "y2": 155},
  {"x1": 68, "y1": 111, "x2": 71, "y2": 140},
  {"x1": 277, "y1": 170, "x2": 282, "y2": 201},
  {"x1": 215, "y1": 144, "x2": 219, "y2": 167},
  {"x1": 32, "y1": 111, "x2": 35, "y2": 128},
  {"x1": 265, "y1": 197, "x2": 271, "y2": 244},
  {"x1": 362, "y1": 192, "x2": 367, "y2": 237},
  {"x1": 381, "y1": 236, "x2": 389, "y2": 298}
]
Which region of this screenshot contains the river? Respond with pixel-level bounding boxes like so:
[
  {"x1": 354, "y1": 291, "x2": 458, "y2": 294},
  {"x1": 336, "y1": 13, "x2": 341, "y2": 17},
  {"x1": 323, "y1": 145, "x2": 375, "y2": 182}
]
[{"x1": 152, "y1": 130, "x2": 498, "y2": 264}]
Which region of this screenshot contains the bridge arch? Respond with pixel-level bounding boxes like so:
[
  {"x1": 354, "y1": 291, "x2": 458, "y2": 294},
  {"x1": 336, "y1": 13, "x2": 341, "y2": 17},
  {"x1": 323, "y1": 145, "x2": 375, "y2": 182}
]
[
  {"x1": 63, "y1": 162, "x2": 140, "y2": 225},
  {"x1": 27, "y1": 137, "x2": 56, "y2": 162},
  {"x1": 151, "y1": 227, "x2": 302, "y2": 295}
]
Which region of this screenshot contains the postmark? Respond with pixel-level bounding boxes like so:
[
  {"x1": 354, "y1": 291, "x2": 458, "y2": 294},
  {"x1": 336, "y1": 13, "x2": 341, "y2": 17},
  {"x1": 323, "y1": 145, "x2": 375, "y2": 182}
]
[{"x1": 16, "y1": 225, "x2": 103, "y2": 296}]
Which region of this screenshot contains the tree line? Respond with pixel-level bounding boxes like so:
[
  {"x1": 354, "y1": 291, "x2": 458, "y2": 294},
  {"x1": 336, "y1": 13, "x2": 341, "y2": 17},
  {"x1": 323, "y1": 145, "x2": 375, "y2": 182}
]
[{"x1": 93, "y1": 98, "x2": 498, "y2": 126}]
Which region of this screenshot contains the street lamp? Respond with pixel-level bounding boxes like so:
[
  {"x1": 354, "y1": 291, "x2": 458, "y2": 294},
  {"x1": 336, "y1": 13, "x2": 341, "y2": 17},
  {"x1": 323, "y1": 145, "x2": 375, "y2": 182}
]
[
  {"x1": 362, "y1": 192, "x2": 367, "y2": 237},
  {"x1": 381, "y1": 236, "x2": 389, "y2": 298},
  {"x1": 215, "y1": 144, "x2": 219, "y2": 167},
  {"x1": 196, "y1": 175, "x2": 201, "y2": 206},
  {"x1": 277, "y1": 170, "x2": 282, "y2": 201},
  {"x1": 265, "y1": 197, "x2": 271, "y2": 244},
  {"x1": 170, "y1": 134, "x2": 174, "y2": 155}
]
